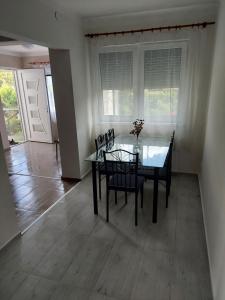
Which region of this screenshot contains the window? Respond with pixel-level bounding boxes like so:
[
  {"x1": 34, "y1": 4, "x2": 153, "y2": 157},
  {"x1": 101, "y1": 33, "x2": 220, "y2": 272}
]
[
  {"x1": 99, "y1": 51, "x2": 135, "y2": 120},
  {"x1": 97, "y1": 43, "x2": 184, "y2": 124},
  {"x1": 144, "y1": 48, "x2": 182, "y2": 123}
]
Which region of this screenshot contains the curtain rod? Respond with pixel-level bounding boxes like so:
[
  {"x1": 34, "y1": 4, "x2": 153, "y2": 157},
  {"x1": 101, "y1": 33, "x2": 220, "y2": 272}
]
[{"x1": 85, "y1": 21, "x2": 215, "y2": 38}]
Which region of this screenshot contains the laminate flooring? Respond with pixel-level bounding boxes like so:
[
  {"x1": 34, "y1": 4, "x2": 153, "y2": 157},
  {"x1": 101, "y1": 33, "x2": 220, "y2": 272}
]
[
  {"x1": 5, "y1": 142, "x2": 77, "y2": 231},
  {"x1": 0, "y1": 173, "x2": 212, "y2": 300}
]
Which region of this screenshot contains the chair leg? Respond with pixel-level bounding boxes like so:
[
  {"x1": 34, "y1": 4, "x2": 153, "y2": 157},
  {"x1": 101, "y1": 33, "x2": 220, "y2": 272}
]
[
  {"x1": 106, "y1": 189, "x2": 109, "y2": 222},
  {"x1": 135, "y1": 192, "x2": 138, "y2": 226},
  {"x1": 115, "y1": 191, "x2": 117, "y2": 205},
  {"x1": 168, "y1": 177, "x2": 171, "y2": 196},
  {"x1": 166, "y1": 180, "x2": 170, "y2": 208},
  {"x1": 141, "y1": 185, "x2": 144, "y2": 208},
  {"x1": 98, "y1": 172, "x2": 101, "y2": 200},
  {"x1": 125, "y1": 191, "x2": 128, "y2": 205}
]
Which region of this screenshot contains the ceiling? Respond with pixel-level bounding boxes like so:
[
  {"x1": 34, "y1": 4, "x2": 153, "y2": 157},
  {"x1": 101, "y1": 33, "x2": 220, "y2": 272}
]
[
  {"x1": 0, "y1": 43, "x2": 49, "y2": 57},
  {"x1": 41, "y1": 0, "x2": 217, "y2": 17}
]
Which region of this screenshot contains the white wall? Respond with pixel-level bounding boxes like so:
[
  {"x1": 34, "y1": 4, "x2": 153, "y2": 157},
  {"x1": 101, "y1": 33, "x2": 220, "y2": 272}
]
[
  {"x1": 199, "y1": 1, "x2": 225, "y2": 299},
  {"x1": 0, "y1": 0, "x2": 91, "y2": 179},
  {"x1": 0, "y1": 53, "x2": 22, "y2": 69},
  {"x1": 0, "y1": 134, "x2": 19, "y2": 250},
  {"x1": 84, "y1": 3, "x2": 217, "y2": 33}
]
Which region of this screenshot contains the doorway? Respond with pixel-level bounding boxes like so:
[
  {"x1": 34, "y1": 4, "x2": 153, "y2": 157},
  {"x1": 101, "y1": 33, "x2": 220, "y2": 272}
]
[
  {"x1": 0, "y1": 69, "x2": 25, "y2": 144},
  {"x1": 0, "y1": 40, "x2": 78, "y2": 231}
]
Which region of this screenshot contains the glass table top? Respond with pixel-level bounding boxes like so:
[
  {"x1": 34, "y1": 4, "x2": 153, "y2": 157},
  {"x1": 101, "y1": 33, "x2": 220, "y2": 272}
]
[{"x1": 85, "y1": 135, "x2": 170, "y2": 168}]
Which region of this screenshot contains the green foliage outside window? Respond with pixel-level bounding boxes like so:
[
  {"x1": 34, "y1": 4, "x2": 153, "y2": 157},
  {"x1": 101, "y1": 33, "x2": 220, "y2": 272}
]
[{"x1": 0, "y1": 71, "x2": 24, "y2": 142}]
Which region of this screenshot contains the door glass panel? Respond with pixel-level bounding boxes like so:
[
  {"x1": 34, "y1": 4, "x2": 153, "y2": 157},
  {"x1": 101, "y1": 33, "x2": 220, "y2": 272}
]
[
  {"x1": 30, "y1": 110, "x2": 40, "y2": 118},
  {"x1": 33, "y1": 124, "x2": 44, "y2": 132},
  {"x1": 26, "y1": 81, "x2": 37, "y2": 90},
  {"x1": 28, "y1": 95, "x2": 37, "y2": 104},
  {"x1": 0, "y1": 70, "x2": 24, "y2": 143}
]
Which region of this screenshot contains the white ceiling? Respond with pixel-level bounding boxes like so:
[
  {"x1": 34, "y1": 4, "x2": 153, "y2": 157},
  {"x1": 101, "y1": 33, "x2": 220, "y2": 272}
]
[
  {"x1": 0, "y1": 43, "x2": 49, "y2": 57},
  {"x1": 41, "y1": 0, "x2": 217, "y2": 17}
]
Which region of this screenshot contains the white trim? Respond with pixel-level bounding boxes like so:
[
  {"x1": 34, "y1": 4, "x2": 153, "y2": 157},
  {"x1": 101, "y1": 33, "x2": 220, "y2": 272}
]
[
  {"x1": 81, "y1": 167, "x2": 91, "y2": 179},
  {"x1": 14, "y1": 71, "x2": 28, "y2": 141},
  {"x1": 0, "y1": 231, "x2": 21, "y2": 251},
  {"x1": 197, "y1": 174, "x2": 214, "y2": 299}
]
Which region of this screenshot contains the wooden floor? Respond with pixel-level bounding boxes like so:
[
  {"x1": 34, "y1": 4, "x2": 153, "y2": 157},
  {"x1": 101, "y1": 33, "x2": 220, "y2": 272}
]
[
  {"x1": 0, "y1": 173, "x2": 212, "y2": 299},
  {"x1": 5, "y1": 142, "x2": 77, "y2": 231}
]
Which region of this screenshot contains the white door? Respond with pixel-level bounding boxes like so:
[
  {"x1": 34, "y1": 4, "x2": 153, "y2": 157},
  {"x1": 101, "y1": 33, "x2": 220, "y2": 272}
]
[{"x1": 17, "y1": 69, "x2": 52, "y2": 143}]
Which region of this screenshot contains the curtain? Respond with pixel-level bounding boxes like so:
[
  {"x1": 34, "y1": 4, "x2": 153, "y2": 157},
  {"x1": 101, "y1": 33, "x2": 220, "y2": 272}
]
[{"x1": 87, "y1": 27, "x2": 214, "y2": 173}]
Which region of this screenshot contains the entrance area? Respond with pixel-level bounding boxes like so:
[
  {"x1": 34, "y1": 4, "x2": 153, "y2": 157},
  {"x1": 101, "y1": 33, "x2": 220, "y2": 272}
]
[
  {"x1": 0, "y1": 39, "x2": 78, "y2": 231},
  {"x1": 0, "y1": 69, "x2": 24, "y2": 144},
  {"x1": 6, "y1": 142, "x2": 76, "y2": 231}
]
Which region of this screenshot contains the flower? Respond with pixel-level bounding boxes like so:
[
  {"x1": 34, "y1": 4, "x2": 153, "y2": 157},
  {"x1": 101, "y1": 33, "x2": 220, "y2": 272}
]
[{"x1": 130, "y1": 119, "x2": 144, "y2": 138}]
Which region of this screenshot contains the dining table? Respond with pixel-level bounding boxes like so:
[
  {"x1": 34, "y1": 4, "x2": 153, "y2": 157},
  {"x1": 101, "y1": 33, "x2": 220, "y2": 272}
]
[{"x1": 85, "y1": 135, "x2": 170, "y2": 223}]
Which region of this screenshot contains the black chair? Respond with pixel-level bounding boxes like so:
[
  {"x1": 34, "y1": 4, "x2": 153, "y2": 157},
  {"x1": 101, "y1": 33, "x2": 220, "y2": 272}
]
[
  {"x1": 104, "y1": 149, "x2": 144, "y2": 226},
  {"x1": 105, "y1": 128, "x2": 115, "y2": 144},
  {"x1": 138, "y1": 131, "x2": 175, "y2": 208},
  {"x1": 95, "y1": 130, "x2": 115, "y2": 200},
  {"x1": 95, "y1": 133, "x2": 107, "y2": 151},
  {"x1": 95, "y1": 134, "x2": 107, "y2": 200}
]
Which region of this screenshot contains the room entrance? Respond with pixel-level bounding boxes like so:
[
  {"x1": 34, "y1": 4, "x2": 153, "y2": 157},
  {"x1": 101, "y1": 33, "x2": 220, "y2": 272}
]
[{"x1": 0, "y1": 69, "x2": 24, "y2": 144}]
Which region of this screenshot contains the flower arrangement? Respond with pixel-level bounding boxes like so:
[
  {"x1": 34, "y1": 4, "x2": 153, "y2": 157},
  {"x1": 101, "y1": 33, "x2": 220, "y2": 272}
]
[{"x1": 130, "y1": 119, "x2": 144, "y2": 139}]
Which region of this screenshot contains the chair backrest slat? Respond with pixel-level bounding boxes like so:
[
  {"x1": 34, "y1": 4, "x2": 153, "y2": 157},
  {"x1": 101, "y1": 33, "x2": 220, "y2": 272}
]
[
  {"x1": 104, "y1": 149, "x2": 139, "y2": 190},
  {"x1": 95, "y1": 134, "x2": 106, "y2": 151},
  {"x1": 105, "y1": 128, "x2": 115, "y2": 145}
]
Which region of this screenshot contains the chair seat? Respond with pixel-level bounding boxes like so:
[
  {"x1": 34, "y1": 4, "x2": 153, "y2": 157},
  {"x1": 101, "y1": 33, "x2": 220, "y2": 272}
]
[
  {"x1": 138, "y1": 166, "x2": 167, "y2": 179},
  {"x1": 108, "y1": 174, "x2": 144, "y2": 191}
]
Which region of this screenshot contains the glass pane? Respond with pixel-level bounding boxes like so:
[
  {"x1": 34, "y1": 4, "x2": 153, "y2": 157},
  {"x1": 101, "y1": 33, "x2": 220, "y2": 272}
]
[
  {"x1": 3, "y1": 109, "x2": 24, "y2": 142},
  {"x1": 144, "y1": 48, "x2": 181, "y2": 124},
  {"x1": 0, "y1": 70, "x2": 24, "y2": 143},
  {"x1": 144, "y1": 88, "x2": 179, "y2": 123},
  {"x1": 102, "y1": 89, "x2": 134, "y2": 116}
]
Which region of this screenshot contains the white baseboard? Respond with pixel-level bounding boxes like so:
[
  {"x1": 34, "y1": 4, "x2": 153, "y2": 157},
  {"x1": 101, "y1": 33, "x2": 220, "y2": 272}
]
[
  {"x1": 81, "y1": 167, "x2": 91, "y2": 179},
  {"x1": 197, "y1": 173, "x2": 214, "y2": 299}
]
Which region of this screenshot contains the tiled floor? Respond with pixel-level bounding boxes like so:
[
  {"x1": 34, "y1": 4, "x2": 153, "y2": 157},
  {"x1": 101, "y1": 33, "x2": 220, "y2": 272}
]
[
  {"x1": 5, "y1": 142, "x2": 77, "y2": 231},
  {"x1": 0, "y1": 173, "x2": 212, "y2": 300}
]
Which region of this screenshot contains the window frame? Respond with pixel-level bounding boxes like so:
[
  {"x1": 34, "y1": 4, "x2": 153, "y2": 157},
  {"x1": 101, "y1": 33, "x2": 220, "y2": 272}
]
[{"x1": 96, "y1": 41, "x2": 187, "y2": 125}]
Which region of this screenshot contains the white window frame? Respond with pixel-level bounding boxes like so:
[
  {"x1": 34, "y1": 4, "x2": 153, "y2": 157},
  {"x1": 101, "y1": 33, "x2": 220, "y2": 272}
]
[{"x1": 96, "y1": 40, "x2": 187, "y2": 125}]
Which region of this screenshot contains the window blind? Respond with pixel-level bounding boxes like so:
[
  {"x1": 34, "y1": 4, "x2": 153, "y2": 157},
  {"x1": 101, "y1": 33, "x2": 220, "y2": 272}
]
[
  {"x1": 99, "y1": 52, "x2": 133, "y2": 90},
  {"x1": 144, "y1": 48, "x2": 182, "y2": 89}
]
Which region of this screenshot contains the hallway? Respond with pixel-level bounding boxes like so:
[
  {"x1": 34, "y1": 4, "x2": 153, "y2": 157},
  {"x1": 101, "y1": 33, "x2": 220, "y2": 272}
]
[{"x1": 5, "y1": 142, "x2": 77, "y2": 231}]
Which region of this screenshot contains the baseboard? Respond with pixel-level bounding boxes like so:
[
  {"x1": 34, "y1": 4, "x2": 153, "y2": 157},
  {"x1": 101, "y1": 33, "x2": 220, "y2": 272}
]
[
  {"x1": 197, "y1": 173, "x2": 214, "y2": 299},
  {"x1": 21, "y1": 180, "x2": 82, "y2": 235},
  {"x1": 81, "y1": 167, "x2": 91, "y2": 179},
  {"x1": 0, "y1": 231, "x2": 21, "y2": 251},
  {"x1": 61, "y1": 176, "x2": 80, "y2": 182}
]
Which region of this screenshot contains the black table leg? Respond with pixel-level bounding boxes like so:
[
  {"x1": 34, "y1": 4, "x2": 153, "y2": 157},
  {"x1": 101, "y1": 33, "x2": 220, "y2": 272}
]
[
  {"x1": 153, "y1": 167, "x2": 159, "y2": 223},
  {"x1": 92, "y1": 161, "x2": 98, "y2": 215}
]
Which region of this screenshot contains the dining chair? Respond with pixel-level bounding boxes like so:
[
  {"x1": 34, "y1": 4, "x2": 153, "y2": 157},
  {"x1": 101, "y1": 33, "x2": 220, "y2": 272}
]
[
  {"x1": 104, "y1": 149, "x2": 144, "y2": 226},
  {"x1": 105, "y1": 128, "x2": 115, "y2": 144},
  {"x1": 95, "y1": 133, "x2": 107, "y2": 200},
  {"x1": 138, "y1": 131, "x2": 175, "y2": 208}
]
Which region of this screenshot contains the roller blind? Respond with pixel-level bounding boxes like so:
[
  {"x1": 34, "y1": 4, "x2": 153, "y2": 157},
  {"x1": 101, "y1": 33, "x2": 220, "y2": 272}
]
[
  {"x1": 144, "y1": 48, "x2": 182, "y2": 89},
  {"x1": 99, "y1": 51, "x2": 133, "y2": 90}
]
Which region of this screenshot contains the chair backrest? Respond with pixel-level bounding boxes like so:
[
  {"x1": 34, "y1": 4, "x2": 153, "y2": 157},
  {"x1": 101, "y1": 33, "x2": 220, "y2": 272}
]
[
  {"x1": 171, "y1": 130, "x2": 175, "y2": 144},
  {"x1": 104, "y1": 149, "x2": 139, "y2": 190},
  {"x1": 105, "y1": 128, "x2": 115, "y2": 144},
  {"x1": 95, "y1": 134, "x2": 106, "y2": 151},
  {"x1": 165, "y1": 131, "x2": 175, "y2": 172}
]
